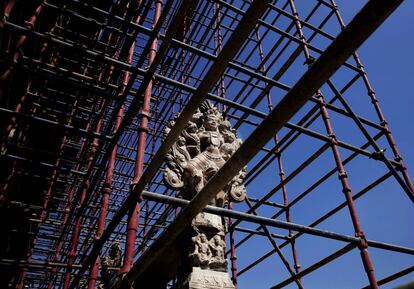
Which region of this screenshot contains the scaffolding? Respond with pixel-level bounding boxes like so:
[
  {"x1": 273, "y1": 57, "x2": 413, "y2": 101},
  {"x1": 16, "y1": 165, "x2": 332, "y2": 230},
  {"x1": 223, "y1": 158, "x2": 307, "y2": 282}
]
[{"x1": 0, "y1": 0, "x2": 413, "y2": 288}]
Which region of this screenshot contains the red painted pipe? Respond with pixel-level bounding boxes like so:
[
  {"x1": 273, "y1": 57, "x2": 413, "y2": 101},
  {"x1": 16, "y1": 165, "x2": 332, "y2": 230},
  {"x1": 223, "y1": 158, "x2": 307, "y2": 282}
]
[
  {"x1": 87, "y1": 43, "x2": 134, "y2": 289},
  {"x1": 47, "y1": 120, "x2": 96, "y2": 289},
  {"x1": 287, "y1": 1, "x2": 378, "y2": 287},
  {"x1": 329, "y1": 0, "x2": 414, "y2": 195},
  {"x1": 119, "y1": 0, "x2": 162, "y2": 276},
  {"x1": 1, "y1": 2, "x2": 46, "y2": 193},
  {"x1": 55, "y1": 2, "x2": 143, "y2": 285},
  {"x1": 228, "y1": 201, "x2": 238, "y2": 288},
  {"x1": 254, "y1": 22, "x2": 302, "y2": 275},
  {"x1": 0, "y1": 2, "x2": 44, "y2": 82},
  {"x1": 88, "y1": 1, "x2": 147, "y2": 284},
  {"x1": 3, "y1": 0, "x2": 16, "y2": 19},
  {"x1": 16, "y1": 97, "x2": 79, "y2": 288},
  {"x1": 63, "y1": 106, "x2": 105, "y2": 289}
]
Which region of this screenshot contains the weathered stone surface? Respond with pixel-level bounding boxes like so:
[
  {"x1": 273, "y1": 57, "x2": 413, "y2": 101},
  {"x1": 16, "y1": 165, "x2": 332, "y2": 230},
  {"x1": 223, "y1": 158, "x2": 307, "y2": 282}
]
[
  {"x1": 163, "y1": 101, "x2": 247, "y2": 206},
  {"x1": 101, "y1": 242, "x2": 122, "y2": 288},
  {"x1": 178, "y1": 267, "x2": 235, "y2": 289},
  {"x1": 192, "y1": 212, "x2": 223, "y2": 232},
  {"x1": 188, "y1": 230, "x2": 228, "y2": 272},
  {"x1": 163, "y1": 101, "x2": 245, "y2": 288}
]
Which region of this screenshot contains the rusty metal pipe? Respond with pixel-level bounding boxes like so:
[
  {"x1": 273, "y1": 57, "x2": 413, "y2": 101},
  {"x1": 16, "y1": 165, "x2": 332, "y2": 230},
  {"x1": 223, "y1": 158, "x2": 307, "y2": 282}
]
[{"x1": 120, "y1": 0, "x2": 161, "y2": 276}]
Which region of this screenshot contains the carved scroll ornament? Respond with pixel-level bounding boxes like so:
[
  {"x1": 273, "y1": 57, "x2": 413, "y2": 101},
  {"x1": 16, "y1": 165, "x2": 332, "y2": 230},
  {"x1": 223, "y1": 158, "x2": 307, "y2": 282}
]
[{"x1": 163, "y1": 101, "x2": 246, "y2": 206}]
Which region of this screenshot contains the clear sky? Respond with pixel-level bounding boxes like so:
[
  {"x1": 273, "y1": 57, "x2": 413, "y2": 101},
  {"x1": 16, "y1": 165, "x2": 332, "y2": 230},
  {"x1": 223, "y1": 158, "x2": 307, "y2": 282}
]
[
  {"x1": 338, "y1": 1, "x2": 414, "y2": 176},
  {"x1": 235, "y1": 1, "x2": 414, "y2": 288}
]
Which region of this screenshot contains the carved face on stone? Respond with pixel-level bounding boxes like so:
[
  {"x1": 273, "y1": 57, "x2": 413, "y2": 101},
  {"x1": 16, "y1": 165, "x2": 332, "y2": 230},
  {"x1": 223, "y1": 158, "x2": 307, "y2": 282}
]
[
  {"x1": 200, "y1": 233, "x2": 207, "y2": 242},
  {"x1": 213, "y1": 235, "x2": 222, "y2": 245},
  {"x1": 204, "y1": 114, "x2": 220, "y2": 131}
]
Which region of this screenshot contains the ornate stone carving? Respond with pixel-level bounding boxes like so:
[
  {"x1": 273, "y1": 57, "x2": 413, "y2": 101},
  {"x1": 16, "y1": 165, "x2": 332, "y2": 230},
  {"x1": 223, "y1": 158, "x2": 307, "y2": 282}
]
[
  {"x1": 100, "y1": 241, "x2": 122, "y2": 289},
  {"x1": 102, "y1": 241, "x2": 122, "y2": 269},
  {"x1": 164, "y1": 101, "x2": 246, "y2": 289},
  {"x1": 190, "y1": 232, "x2": 212, "y2": 268},
  {"x1": 209, "y1": 235, "x2": 228, "y2": 270},
  {"x1": 163, "y1": 101, "x2": 246, "y2": 205},
  {"x1": 180, "y1": 267, "x2": 235, "y2": 289}
]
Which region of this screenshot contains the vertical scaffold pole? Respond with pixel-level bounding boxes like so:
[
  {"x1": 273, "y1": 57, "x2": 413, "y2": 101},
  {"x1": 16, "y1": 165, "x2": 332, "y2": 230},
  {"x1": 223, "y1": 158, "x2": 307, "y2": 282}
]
[
  {"x1": 120, "y1": 0, "x2": 162, "y2": 276},
  {"x1": 253, "y1": 23, "x2": 302, "y2": 279},
  {"x1": 287, "y1": 1, "x2": 378, "y2": 288},
  {"x1": 329, "y1": 0, "x2": 414, "y2": 195}
]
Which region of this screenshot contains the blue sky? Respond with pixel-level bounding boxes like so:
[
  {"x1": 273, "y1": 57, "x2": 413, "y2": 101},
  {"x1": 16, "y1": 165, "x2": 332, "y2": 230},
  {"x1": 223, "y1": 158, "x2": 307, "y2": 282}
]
[
  {"x1": 339, "y1": 1, "x2": 414, "y2": 175},
  {"x1": 234, "y1": 1, "x2": 414, "y2": 288}
]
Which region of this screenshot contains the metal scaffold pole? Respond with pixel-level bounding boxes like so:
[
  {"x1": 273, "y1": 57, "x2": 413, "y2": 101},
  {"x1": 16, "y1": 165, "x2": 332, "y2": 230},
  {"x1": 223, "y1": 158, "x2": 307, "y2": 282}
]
[{"x1": 0, "y1": 0, "x2": 412, "y2": 288}]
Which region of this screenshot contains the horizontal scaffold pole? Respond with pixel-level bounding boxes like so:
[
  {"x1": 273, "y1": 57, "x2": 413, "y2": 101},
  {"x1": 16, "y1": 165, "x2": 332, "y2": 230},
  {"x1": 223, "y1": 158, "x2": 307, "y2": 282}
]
[{"x1": 116, "y1": 0, "x2": 407, "y2": 288}]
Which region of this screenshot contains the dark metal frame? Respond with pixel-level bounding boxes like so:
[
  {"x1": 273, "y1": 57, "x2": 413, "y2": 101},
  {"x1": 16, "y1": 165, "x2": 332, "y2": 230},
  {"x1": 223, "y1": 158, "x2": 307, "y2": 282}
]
[{"x1": 0, "y1": 0, "x2": 412, "y2": 288}]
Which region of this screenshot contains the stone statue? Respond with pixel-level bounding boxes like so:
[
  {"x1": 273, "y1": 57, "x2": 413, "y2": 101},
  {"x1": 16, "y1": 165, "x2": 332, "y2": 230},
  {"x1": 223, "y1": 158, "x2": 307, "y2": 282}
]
[
  {"x1": 102, "y1": 241, "x2": 122, "y2": 268},
  {"x1": 101, "y1": 241, "x2": 122, "y2": 288},
  {"x1": 164, "y1": 101, "x2": 246, "y2": 289},
  {"x1": 209, "y1": 235, "x2": 228, "y2": 270},
  {"x1": 190, "y1": 233, "x2": 212, "y2": 268},
  {"x1": 163, "y1": 101, "x2": 247, "y2": 205}
]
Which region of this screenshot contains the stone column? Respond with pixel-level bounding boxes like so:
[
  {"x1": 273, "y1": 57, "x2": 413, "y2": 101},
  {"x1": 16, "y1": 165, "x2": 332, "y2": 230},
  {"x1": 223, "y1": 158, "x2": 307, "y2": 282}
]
[
  {"x1": 176, "y1": 213, "x2": 234, "y2": 289},
  {"x1": 163, "y1": 101, "x2": 246, "y2": 289}
]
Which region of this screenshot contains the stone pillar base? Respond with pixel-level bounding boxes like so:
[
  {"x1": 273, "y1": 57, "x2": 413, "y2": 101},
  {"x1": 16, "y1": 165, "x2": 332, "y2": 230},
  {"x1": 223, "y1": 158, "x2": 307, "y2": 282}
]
[{"x1": 178, "y1": 267, "x2": 235, "y2": 289}]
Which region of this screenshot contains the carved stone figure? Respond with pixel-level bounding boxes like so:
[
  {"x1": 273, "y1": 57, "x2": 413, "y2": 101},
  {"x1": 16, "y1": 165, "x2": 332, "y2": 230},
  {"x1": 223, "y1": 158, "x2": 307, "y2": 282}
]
[
  {"x1": 102, "y1": 241, "x2": 122, "y2": 268},
  {"x1": 164, "y1": 101, "x2": 247, "y2": 289},
  {"x1": 190, "y1": 233, "x2": 212, "y2": 268},
  {"x1": 209, "y1": 235, "x2": 227, "y2": 271},
  {"x1": 163, "y1": 101, "x2": 246, "y2": 205},
  {"x1": 101, "y1": 241, "x2": 122, "y2": 288}
]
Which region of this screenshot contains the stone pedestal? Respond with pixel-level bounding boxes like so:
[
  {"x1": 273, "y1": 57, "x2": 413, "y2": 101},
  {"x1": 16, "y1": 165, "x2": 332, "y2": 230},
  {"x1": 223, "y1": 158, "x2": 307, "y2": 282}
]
[
  {"x1": 179, "y1": 267, "x2": 235, "y2": 289},
  {"x1": 192, "y1": 212, "x2": 223, "y2": 231}
]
